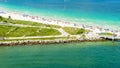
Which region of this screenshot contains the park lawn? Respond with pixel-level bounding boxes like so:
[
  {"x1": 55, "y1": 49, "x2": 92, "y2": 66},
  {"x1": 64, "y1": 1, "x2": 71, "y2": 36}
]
[
  {"x1": 0, "y1": 25, "x2": 61, "y2": 37},
  {"x1": 36, "y1": 28, "x2": 61, "y2": 36},
  {"x1": 0, "y1": 25, "x2": 16, "y2": 36},
  {"x1": 99, "y1": 32, "x2": 114, "y2": 36},
  {"x1": 63, "y1": 27, "x2": 87, "y2": 35}
]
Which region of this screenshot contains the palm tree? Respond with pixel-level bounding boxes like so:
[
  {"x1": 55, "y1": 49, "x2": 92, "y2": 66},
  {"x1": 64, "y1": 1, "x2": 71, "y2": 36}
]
[
  {"x1": 8, "y1": 16, "x2": 11, "y2": 19},
  {"x1": 7, "y1": 16, "x2": 12, "y2": 23},
  {"x1": 0, "y1": 16, "x2": 3, "y2": 22}
]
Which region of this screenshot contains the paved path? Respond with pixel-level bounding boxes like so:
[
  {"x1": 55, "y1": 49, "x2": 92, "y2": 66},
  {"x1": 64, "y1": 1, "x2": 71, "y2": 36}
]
[
  {"x1": 5, "y1": 35, "x2": 76, "y2": 40},
  {"x1": 56, "y1": 28, "x2": 70, "y2": 36}
]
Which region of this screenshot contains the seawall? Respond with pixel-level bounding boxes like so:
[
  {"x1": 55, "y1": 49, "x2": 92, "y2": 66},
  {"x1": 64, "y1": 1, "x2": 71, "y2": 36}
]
[{"x1": 0, "y1": 38, "x2": 106, "y2": 46}]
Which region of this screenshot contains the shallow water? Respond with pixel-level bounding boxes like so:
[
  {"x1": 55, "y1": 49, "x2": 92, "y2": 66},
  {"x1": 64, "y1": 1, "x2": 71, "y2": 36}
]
[
  {"x1": 0, "y1": 0, "x2": 120, "y2": 28},
  {"x1": 0, "y1": 41, "x2": 120, "y2": 68}
]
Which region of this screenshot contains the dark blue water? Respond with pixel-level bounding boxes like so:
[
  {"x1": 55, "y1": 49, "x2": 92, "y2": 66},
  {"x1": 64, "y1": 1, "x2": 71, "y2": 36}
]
[
  {"x1": 0, "y1": 42, "x2": 120, "y2": 68},
  {"x1": 0, "y1": 0, "x2": 120, "y2": 28}
]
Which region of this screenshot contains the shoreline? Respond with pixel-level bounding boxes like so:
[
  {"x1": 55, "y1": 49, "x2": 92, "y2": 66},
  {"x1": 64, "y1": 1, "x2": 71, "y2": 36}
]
[
  {"x1": 0, "y1": 8, "x2": 119, "y2": 30},
  {"x1": 0, "y1": 4, "x2": 119, "y2": 29},
  {"x1": 0, "y1": 9, "x2": 78, "y2": 27},
  {"x1": 0, "y1": 9, "x2": 120, "y2": 35}
]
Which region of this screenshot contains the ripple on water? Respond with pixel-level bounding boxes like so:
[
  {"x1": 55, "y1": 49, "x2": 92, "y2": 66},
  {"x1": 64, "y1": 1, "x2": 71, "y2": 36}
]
[{"x1": 0, "y1": 42, "x2": 120, "y2": 68}]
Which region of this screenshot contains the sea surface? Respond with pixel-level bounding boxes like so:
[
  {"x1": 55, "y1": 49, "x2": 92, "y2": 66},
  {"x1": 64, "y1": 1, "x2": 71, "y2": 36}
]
[
  {"x1": 0, "y1": 41, "x2": 120, "y2": 68},
  {"x1": 0, "y1": 1, "x2": 120, "y2": 68},
  {"x1": 0, "y1": 0, "x2": 120, "y2": 29}
]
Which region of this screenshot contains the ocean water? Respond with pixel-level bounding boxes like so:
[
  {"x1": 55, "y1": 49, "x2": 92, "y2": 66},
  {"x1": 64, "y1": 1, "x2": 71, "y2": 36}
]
[
  {"x1": 0, "y1": 41, "x2": 120, "y2": 68},
  {"x1": 0, "y1": 0, "x2": 120, "y2": 29},
  {"x1": 0, "y1": 1, "x2": 120, "y2": 68}
]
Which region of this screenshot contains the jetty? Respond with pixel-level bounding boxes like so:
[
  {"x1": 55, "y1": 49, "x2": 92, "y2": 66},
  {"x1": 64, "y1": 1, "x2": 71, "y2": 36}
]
[
  {"x1": 0, "y1": 38, "x2": 105, "y2": 46},
  {"x1": 99, "y1": 35, "x2": 120, "y2": 41}
]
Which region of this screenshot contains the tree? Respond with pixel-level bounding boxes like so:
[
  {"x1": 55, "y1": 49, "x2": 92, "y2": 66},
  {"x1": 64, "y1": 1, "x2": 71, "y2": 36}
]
[
  {"x1": 3, "y1": 20, "x2": 8, "y2": 23},
  {"x1": 7, "y1": 16, "x2": 12, "y2": 23},
  {"x1": 8, "y1": 16, "x2": 12, "y2": 20},
  {"x1": 77, "y1": 29, "x2": 85, "y2": 34},
  {"x1": 0, "y1": 16, "x2": 3, "y2": 22}
]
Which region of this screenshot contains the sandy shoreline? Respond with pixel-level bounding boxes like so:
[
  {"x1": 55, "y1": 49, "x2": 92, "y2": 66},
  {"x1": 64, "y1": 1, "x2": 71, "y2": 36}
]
[
  {"x1": 1, "y1": 9, "x2": 120, "y2": 33},
  {"x1": 0, "y1": 9, "x2": 78, "y2": 27},
  {"x1": 0, "y1": 9, "x2": 112, "y2": 30}
]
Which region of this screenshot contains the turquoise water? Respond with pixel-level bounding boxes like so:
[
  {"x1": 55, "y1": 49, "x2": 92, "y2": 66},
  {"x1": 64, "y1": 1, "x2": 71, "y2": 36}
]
[
  {"x1": 0, "y1": 41, "x2": 120, "y2": 68},
  {"x1": 0, "y1": 1, "x2": 120, "y2": 68},
  {"x1": 0, "y1": 0, "x2": 120, "y2": 28}
]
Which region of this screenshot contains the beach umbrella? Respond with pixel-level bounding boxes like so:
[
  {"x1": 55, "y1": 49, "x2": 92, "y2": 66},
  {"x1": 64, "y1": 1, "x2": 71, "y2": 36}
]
[
  {"x1": 0, "y1": 11, "x2": 6, "y2": 14},
  {"x1": 22, "y1": 14, "x2": 29, "y2": 17}
]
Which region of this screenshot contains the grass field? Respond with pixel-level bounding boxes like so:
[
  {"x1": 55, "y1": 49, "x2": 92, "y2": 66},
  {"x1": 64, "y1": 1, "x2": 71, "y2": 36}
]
[
  {"x1": 99, "y1": 32, "x2": 114, "y2": 36},
  {"x1": 0, "y1": 16, "x2": 88, "y2": 38},
  {"x1": 0, "y1": 25, "x2": 61, "y2": 37},
  {"x1": 63, "y1": 27, "x2": 90, "y2": 35}
]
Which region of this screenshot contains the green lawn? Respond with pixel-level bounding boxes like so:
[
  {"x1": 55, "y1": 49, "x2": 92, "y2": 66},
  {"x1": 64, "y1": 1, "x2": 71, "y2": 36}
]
[
  {"x1": 99, "y1": 32, "x2": 114, "y2": 36},
  {"x1": 0, "y1": 25, "x2": 61, "y2": 37},
  {"x1": 0, "y1": 25, "x2": 14, "y2": 36},
  {"x1": 63, "y1": 27, "x2": 87, "y2": 35}
]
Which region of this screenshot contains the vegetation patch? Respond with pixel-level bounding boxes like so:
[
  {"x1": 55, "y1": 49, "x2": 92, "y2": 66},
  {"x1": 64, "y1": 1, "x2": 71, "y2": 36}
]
[
  {"x1": 99, "y1": 32, "x2": 114, "y2": 36},
  {"x1": 0, "y1": 25, "x2": 61, "y2": 37},
  {"x1": 63, "y1": 27, "x2": 87, "y2": 35}
]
